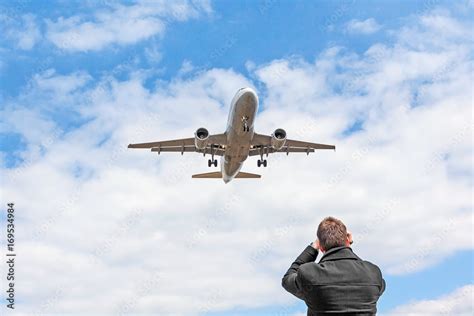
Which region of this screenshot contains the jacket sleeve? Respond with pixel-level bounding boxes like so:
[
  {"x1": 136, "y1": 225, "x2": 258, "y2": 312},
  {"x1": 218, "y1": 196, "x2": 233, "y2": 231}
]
[
  {"x1": 376, "y1": 265, "x2": 386, "y2": 295},
  {"x1": 282, "y1": 244, "x2": 318, "y2": 300},
  {"x1": 380, "y1": 275, "x2": 386, "y2": 295}
]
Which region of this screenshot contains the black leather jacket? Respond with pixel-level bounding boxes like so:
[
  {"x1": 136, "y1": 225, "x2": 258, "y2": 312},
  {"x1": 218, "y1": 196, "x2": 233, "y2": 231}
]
[{"x1": 282, "y1": 245, "x2": 385, "y2": 315}]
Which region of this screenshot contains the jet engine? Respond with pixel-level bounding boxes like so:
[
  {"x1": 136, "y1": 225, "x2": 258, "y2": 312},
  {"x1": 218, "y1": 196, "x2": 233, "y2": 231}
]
[
  {"x1": 271, "y1": 128, "x2": 287, "y2": 150},
  {"x1": 194, "y1": 127, "x2": 210, "y2": 149}
]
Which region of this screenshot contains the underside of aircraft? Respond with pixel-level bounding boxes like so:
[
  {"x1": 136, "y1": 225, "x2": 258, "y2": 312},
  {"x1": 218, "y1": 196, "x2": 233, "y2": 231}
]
[{"x1": 128, "y1": 87, "x2": 335, "y2": 183}]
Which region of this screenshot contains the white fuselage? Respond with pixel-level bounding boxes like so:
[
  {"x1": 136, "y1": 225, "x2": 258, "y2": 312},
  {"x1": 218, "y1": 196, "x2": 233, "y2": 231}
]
[{"x1": 221, "y1": 88, "x2": 258, "y2": 183}]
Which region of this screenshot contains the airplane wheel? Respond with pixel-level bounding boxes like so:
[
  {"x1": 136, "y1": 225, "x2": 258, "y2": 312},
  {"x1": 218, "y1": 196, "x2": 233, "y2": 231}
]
[
  {"x1": 263, "y1": 160, "x2": 267, "y2": 167},
  {"x1": 257, "y1": 160, "x2": 261, "y2": 167},
  {"x1": 213, "y1": 160, "x2": 218, "y2": 167},
  {"x1": 208, "y1": 159, "x2": 212, "y2": 167}
]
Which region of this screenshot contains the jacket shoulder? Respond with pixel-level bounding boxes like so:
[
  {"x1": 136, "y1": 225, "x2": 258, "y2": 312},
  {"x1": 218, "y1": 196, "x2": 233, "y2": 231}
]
[
  {"x1": 297, "y1": 262, "x2": 321, "y2": 281},
  {"x1": 361, "y1": 260, "x2": 384, "y2": 280},
  {"x1": 362, "y1": 260, "x2": 383, "y2": 273}
]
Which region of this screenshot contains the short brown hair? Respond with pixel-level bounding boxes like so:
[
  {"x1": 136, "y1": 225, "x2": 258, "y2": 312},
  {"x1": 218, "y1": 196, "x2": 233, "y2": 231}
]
[{"x1": 317, "y1": 217, "x2": 347, "y2": 251}]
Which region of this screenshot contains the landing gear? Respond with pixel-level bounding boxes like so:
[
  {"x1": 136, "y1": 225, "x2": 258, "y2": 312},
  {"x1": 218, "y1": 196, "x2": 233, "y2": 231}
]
[
  {"x1": 208, "y1": 145, "x2": 218, "y2": 167},
  {"x1": 242, "y1": 116, "x2": 250, "y2": 132},
  {"x1": 257, "y1": 147, "x2": 268, "y2": 167},
  {"x1": 208, "y1": 159, "x2": 218, "y2": 167}
]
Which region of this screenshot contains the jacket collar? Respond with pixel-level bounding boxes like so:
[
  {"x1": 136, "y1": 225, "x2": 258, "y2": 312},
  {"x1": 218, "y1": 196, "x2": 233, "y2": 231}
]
[{"x1": 319, "y1": 246, "x2": 361, "y2": 262}]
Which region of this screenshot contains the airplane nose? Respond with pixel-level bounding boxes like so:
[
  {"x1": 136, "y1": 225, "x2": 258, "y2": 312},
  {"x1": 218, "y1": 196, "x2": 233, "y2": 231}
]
[{"x1": 240, "y1": 88, "x2": 258, "y2": 104}]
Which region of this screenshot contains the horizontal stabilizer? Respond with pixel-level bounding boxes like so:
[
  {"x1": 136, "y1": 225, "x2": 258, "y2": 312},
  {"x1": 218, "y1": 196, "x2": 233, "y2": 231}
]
[
  {"x1": 235, "y1": 172, "x2": 261, "y2": 178},
  {"x1": 192, "y1": 171, "x2": 261, "y2": 179},
  {"x1": 192, "y1": 172, "x2": 222, "y2": 178}
]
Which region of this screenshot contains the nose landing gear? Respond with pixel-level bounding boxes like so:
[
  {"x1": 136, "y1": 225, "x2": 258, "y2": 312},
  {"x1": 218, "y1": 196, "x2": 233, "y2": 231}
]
[{"x1": 242, "y1": 116, "x2": 250, "y2": 132}]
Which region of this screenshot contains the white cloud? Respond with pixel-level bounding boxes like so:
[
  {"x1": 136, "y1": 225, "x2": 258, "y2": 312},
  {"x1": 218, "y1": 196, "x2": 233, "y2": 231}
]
[
  {"x1": 144, "y1": 43, "x2": 163, "y2": 64},
  {"x1": 0, "y1": 7, "x2": 472, "y2": 315},
  {"x1": 1, "y1": 14, "x2": 42, "y2": 50},
  {"x1": 178, "y1": 59, "x2": 195, "y2": 75},
  {"x1": 386, "y1": 285, "x2": 473, "y2": 315},
  {"x1": 46, "y1": 0, "x2": 212, "y2": 52},
  {"x1": 32, "y1": 69, "x2": 92, "y2": 95},
  {"x1": 346, "y1": 18, "x2": 382, "y2": 34}
]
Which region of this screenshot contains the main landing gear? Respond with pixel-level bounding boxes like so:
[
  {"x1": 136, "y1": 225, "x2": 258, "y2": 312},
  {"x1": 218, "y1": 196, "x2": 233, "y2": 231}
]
[
  {"x1": 208, "y1": 159, "x2": 218, "y2": 167},
  {"x1": 257, "y1": 147, "x2": 267, "y2": 167},
  {"x1": 208, "y1": 144, "x2": 218, "y2": 167},
  {"x1": 257, "y1": 159, "x2": 267, "y2": 167}
]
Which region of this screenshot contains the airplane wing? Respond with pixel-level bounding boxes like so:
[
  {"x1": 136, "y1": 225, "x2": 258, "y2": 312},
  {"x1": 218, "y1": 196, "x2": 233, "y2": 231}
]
[
  {"x1": 248, "y1": 147, "x2": 315, "y2": 156},
  {"x1": 128, "y1": 133, "x2": 227, "y2": 156},
  {"x1": 128, "y1": 138, "x2": 195, "y2": 148},
  {"x1": 249, "y1": 133, "x2": 335, "y2": 156}
]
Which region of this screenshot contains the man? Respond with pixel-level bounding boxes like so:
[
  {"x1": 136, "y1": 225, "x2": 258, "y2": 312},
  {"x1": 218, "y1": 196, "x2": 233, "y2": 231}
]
[{"x1": 282, "y1": 217, "x2": 385, "y2": 315}]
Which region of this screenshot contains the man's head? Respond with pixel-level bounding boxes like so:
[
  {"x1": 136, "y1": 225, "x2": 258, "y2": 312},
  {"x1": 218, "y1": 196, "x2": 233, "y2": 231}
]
[{"x1": 316, "y1": 217, "x2": 352, "y2": 252}]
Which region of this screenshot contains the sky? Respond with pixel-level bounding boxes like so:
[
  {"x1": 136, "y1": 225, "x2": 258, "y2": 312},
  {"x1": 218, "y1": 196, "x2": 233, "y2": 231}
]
[{"x1": 0, "y1": 0, "x2": 473, "y2": 315}]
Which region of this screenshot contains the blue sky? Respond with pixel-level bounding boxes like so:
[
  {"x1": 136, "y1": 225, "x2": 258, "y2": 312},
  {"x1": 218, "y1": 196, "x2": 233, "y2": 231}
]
[
  {"x1": 1, "y1": 0, "x2": 473, "y2": 315},
  {"x1": 2, "y1": 0, "x2": 464, "y2": 97}
]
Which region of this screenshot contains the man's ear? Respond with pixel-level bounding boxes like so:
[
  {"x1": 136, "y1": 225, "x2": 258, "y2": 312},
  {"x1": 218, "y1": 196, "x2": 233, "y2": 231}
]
[{"x1": 346, "y1": 231, "x2": 353, "y2": 246}]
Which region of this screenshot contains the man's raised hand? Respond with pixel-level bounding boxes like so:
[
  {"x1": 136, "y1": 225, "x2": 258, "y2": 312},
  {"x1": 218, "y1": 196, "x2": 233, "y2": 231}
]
[{"x1": 311, "y1": 239, "x2": 320, "y2": 250}]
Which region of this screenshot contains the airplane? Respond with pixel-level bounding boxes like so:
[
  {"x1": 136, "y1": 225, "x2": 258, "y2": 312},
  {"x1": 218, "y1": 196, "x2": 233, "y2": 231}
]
[{"x1": 128, "y1": 87, "x2": 335, "y2": 183}]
